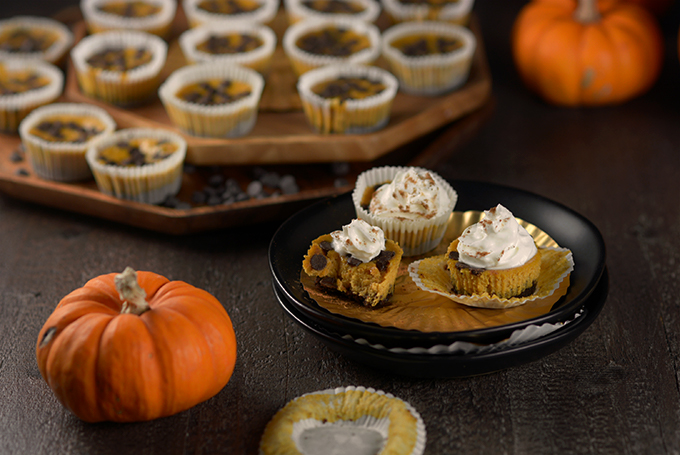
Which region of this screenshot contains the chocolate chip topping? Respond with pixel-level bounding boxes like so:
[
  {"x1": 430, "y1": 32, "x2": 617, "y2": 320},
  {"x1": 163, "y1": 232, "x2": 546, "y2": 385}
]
[
  {"x1": 199, "y1": 34, "x2": 262, "y2": 54},
  {"x1": 314, "y1": 76, "x2": 385, "y2": 102},
  {"x1": 448, "y1": 250, "x2": 459, "y2": 260},
  {"x1": 197, "y1": 0, "x2": 261, "y2": 14},
  {"x1": 180, "y1": 80, "x2": 251, "y2": 106},
  {"x1": 310, "y1": 253, "x2": 327, "y2": 271},
  {"x1": 34, "y1": 120, "x2": 103, "y2": 143},
  {"x1": 317, "y1": 276, "x2": 336, "y2": 288},
  {"x1": 0, "y1": 28, "x2": 52, "y2": 53},
  {"x1": 375, "y1": 249, "x2": 395, "y2": 272},
  {"x1": 296, "y1": 27, "x2": 364, "y2": 57},
  {"x1": 455, "y1": 261, "x2": 484, "y2": 276},
  {"x1": 0, "y1": 72, "x2": 48, "y2": 95},
  {"x1": 346, "y1": 255, "x2": 362, "y2": 267},
  {"x1": 319, "y1": 241, "x2": 333, "y2": 252},
  {"x1": 86, "y1": 47, "x2": 152, "y2": 71},
  {"x1": 301, "y1": 0, "x2": 363, "y2": 14}
]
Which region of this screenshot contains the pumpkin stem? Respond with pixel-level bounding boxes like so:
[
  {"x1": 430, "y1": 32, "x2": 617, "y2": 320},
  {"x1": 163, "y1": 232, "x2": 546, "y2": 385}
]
[
  {"x1": 574, "y1": 0, "x2": 600, "y2": 23},
  {"x1": 115, "y1": 267, "x2": 150, "y2": 315}
]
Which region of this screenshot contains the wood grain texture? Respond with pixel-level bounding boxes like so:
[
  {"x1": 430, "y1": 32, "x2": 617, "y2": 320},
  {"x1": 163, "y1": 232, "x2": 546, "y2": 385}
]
[{"x1": 1, "y1": 0, "x2": 680, "y2": 454}]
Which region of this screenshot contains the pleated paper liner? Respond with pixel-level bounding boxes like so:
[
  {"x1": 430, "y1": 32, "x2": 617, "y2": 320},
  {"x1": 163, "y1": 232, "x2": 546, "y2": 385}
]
[
  {"x1": 300, "y1": 210, "x2": 574, "y2": 333},
  {"x1": 259, "y1": 386, "x2": 425, "y2": 455}
]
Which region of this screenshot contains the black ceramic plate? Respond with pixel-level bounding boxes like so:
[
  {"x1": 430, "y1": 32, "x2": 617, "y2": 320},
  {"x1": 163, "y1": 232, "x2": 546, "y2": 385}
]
[
  {"x1": 269, "y1": 179, "x2": 607, "y2": 348},
  {"x1": 274, "y1": 269, "x2": 609, "y2": 378}
]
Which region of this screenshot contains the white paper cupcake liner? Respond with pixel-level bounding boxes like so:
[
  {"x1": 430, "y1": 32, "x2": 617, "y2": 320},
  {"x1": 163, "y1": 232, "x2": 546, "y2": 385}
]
[
  {"x1": 158, "y1": 61, "x2": 264, "y2": 138},
  {"x1": 283, "y1": 17, "x2": 381, "y2": 76},
  {"x1": 408, "y1": 246, "x2": 575, "y2": 309},
  {"x1": 259, "y1": 386, "x2": 426, "y2": 455},
  {"x1": 284, "y1": 0, "x2": 381, "y2": 24},
  {"x1": 352, "y1": 166, "x2": 458, "y2": 256},
  {"x1": 80, "y1": 0, "x2": 178, "y2": 38},
  {"x1": 86, "y1": 127, "x2": 187, "y2": 204},
  {"x1": 19, "y1": 103, "x2": 116, "y2": 181},
  {"x1": 381, "y1": 0, "x2": 474, "y2": 24},
  {"x1": 182, "y1": 0, "x2": 280, "y2": 27},
  {"x1": 382, "y1": 21, "x2": 476, "y2": 96},
  {"x1": 0, "y1": 58, "x2": 64, "y2": 133},
  {"x1": 178, "y1": 22, "x2": 276, "y2": 74},
  {"x1": 0, "y1": 16, "x2": 74, "y2": 64},
  {"x1": 297, "y1": 64, "x2": 398, "y2": 134},
  {"x1": 70, "y1": 29, "x2": 167, "y2": 106}
]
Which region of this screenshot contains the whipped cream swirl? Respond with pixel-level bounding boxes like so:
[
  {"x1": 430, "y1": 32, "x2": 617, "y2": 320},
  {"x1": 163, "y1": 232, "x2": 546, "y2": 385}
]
[
  {"x1": 369, "y1": 168, "x2": 451, "y2": 221},
  {"x1": 457, "y1": 204, "x2": 537, "y2": 270},
  {"x1": 331, "y1": 219, "x2": 385, "y2": 263}
]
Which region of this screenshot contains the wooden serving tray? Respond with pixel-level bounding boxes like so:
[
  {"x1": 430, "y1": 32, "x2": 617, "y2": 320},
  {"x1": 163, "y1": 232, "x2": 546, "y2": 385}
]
[
  {"x1": 0, "y1": 7, "x2": 493, "y2": 234},
  {"x1": 62, "y1": 7, "x2": 492, "y2": 165}
]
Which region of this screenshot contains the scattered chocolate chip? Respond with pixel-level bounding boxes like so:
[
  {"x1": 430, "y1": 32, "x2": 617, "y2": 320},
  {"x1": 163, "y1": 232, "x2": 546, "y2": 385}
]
[
  {"x1": 310, "y1": 253, "x2": 327, "y2": 270},
  {"x1": 318, "y1": 276, "x2": 336, "y2": 288},
  {"x1": 10, "y1": 150, "x2": 24, "y2": 163},
  {"x1": 448, "y1": 251, "x2": 459, "y2": 260},
  {"x1": 15, "y1": 168, "x2": 29, "y2": 176},
  {"x1": 319, "y1": 241, "x2": 333, "y2": 252}
]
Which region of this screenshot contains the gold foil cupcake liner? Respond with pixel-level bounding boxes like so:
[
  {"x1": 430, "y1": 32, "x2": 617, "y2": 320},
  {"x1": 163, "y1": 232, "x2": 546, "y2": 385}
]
[
  {"x1": 178, "y1": 22, "x2": 277, "y2": 74},
  {"x1": 382, "y1": 21, "x2": 476, "y2": 96},
  {"x1": 19, "y1": 102, "x2": 116, "y2": 181},
  {"x1": 260, "y1": 386, "x2": 425, "y2": 455},
  {"x1": 0, "y1": 59, "x2": 64, "y2": 133},
  {"x1": 284, "y1": 0, "x2": 381, "y2": 24},
  {"x1": 86, "y1": 127, "x2": 187, "y2": 204},
  {"x1": 158, "y1": 61, "x2": 264, "y2": 138},
  {"x1": 182, "y1": 0, "x2": 280, "y2": 27},
  {"x1": 283, "y1": 18, "x2": 381, "y2": 76},
  {"x1": 409, "y1": 247, "x2": 574, "y2": 309},
  {"x1": 80, "y1": 0, "x2": 178, "y2": 38},
  {"x1": 0, "y1": 16, "x2": 74, "y2": 65},
  {"x1": 352, "y1": 166, "x2": 458, "y2": 256},
  {"x1": 301, "y1": 211, "x2": 574, "y2": 333},
  {"x1": 297, "y1": 64, "x2": 398, "y2": 134},
  {"x1": 380, "y1": 0, "x2": 474, "y2": 24},
  {"x1": 70, "y1": 30, "x2": 168, "y2": 106}
]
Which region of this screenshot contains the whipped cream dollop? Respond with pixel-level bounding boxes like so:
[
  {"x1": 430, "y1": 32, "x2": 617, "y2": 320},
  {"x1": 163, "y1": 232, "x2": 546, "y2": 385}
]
[
  {"x1": 457, "y1": 204, "x2": 537, "y2": 270},
  {"x1": 369, "y1": 168, "x2": 451, "y2": 221},
  {"x1": 331, "y1": 219, "x2": 386, "y2": 263}
]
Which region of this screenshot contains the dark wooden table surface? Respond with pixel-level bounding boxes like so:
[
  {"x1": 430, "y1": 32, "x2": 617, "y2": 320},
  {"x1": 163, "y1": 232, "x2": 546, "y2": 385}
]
[{"x1": 2, "y1": 0, "x2": 680, "y2": 453}]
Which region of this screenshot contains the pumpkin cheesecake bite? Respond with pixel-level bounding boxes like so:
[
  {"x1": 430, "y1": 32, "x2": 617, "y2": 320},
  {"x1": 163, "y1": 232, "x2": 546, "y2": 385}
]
[
  {"x1": 283, "y1": 18, "x2": 381, "y2": 76},
  {"x1": 381, "y1": 0, "x2": 474, "y2": 24},
  {"x1": 86, "y1": 127, "x2": 187, "y2": 204},
  {"x1": 297, "y1": 64, "x2": 398, "y2": 134},
  {"x1": 446, "y1": 204, "x2": 541, "y2": 299},
  {"x1": 0, "y1": 16, "x2": 74, "y2": 65},
  {"x1": 178, "y1": 22, "x2": 276, "y2": 74},
  {"x1": 70, "y1": 30, "x2": 167, "y2": 106},
  {"x1": 382, "y1": 21, "x2": 475, "y2": 95},
  {"x1": 80, "y1": 0, "x2": 177, "y2": 39},
  {"x1": 284, "y1": 0, "x2": 381, "y2": 24},
  {"x1": 353, "y1": 166, "x2": 457, "y2": 256},
  {"x1": 302, "y1": 219, "x2": 403, "y2": 307},
  {"x1": 19, "y1": 103, "x2": 116, "y2": 181},
  {"x1": 182, "y1": 0, "x2": 279, "y2": 27},
  {"x1": 159, "y1": 62, "x2": 264, "y2": 138},
  {"x1": 0, "y1": 58, "x2": 63, "y2": 133}
]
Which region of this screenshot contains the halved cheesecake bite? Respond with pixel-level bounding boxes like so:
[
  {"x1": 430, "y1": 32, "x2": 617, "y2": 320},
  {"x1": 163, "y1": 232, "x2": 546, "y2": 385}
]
[{"x1": 302, "y1": 219, "x2": 403, "y2": 307}]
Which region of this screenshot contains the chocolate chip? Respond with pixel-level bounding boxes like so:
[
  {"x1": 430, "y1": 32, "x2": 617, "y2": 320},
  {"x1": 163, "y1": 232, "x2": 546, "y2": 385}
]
[
  {"x1": 374, "y1": 250, "x2": 395, "y2": 272},
  {"x1": 346, "y1": 256, "x2": 362, "y2": 267},
  {"x1": 319, "y1": 241, "x2": 333, "y2": 252},
  {"x1": 317, "y1": 276, "x2": 336, "y2": 288},
  {"x1": 448, "y1": 251, "x2": 459, "y2": 260},
  {"x1": 310, "y1": 253, "x2": 327, "y2": 270}
]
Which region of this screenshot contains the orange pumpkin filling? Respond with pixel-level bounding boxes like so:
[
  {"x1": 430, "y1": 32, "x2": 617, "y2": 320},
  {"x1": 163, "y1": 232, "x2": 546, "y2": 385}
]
[{"x1": 97, "y1": 0, "x2": 162, "y2": 17}]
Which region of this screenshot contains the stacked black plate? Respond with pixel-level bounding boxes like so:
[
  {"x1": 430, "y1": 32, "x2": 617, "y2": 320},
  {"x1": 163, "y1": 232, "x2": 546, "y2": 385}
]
[{"x1": 268, "y1": 180, "x2": 608, "y2": 378}]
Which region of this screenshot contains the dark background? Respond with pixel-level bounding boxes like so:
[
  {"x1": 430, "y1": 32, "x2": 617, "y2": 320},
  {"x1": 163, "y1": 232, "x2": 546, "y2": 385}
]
[{"x1": 1, "y1": 0, "x2": 680, "y2": 453}]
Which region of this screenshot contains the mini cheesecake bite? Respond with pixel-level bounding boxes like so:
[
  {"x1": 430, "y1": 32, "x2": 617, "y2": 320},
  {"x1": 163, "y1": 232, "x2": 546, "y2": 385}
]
[
  {"x1": 0, "y1": 16, "x2": 74, "y2": 64},
  {"x1": 445, "y1": 204, "x2": 541, "y2": 299},
  {"x1": 86, "y1": 127, "x2": 187, "y2": 204},
  {"x1": 283, "y1": 19, "x2": 380, "y2": 75},
  {"x1": 302, "y1": 219, "x2": 403, "y2": 307},
  {"x1": 0, "y1": 59, "x2": 64, "y2": 133},
  {"x1": 19, "y1": 103, "x2": 116, "y2": 181},
  {"x1": 176, "y1": 79, "x2": 252, "y2": 106}
]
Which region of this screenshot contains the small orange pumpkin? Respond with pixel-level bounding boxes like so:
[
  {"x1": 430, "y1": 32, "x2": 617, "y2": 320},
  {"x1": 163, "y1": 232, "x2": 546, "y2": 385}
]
[
  {"x1": 512, "y1": 0, "x2": 664, "y2": 106},
  {"x1": 36, "y1": 268, "x2": 237, "y2": 423}
]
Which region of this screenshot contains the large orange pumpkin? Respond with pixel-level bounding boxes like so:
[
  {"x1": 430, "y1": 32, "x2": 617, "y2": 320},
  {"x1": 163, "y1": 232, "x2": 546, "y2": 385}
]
[
  {"x1": 512, "y1": 0, "x2": 664, "y2": 106},
  {"x1": 36, "y1": 268, "x2": 237, "y2": 423}
]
